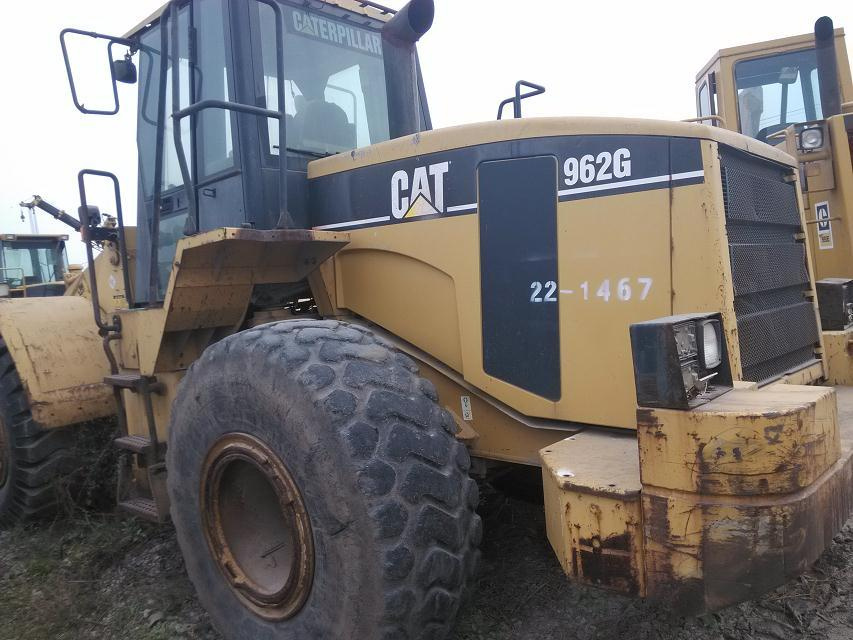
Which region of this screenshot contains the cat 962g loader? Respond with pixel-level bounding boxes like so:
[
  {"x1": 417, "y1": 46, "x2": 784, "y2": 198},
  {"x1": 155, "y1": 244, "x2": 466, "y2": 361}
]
[{"x1": 1, "y1": 1, "x2": 852, "y2": 638}]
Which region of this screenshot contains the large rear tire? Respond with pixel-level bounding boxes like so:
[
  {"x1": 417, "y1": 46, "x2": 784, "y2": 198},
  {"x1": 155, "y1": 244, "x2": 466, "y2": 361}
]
[
  {"x1": 167, "y1": 319, "x2": 481, "y2": 640},
  {"x1": 0, "y1": 338, "x2": 75, "y2": 526}
]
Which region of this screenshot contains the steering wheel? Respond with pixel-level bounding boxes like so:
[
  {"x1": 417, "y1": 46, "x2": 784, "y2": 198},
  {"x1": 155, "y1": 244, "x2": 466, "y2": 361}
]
[{"x1": 756, "y1": 123, "x2": 787, "y2": 143}]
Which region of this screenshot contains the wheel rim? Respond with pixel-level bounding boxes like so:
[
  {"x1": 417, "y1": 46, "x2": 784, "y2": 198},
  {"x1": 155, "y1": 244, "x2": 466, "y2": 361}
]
[{"x1": 201, "y1": 433, "x2": 314, "y2": 620}]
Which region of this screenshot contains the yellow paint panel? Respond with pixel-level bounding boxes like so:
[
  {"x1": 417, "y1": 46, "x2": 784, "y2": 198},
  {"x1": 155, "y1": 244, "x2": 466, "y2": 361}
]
[
  {"x1": 337, "y1": 247, "x2": 464, "y2": 373},
  {"x1": 557, "y1": 188, "x2": 672, "y2": 428}
]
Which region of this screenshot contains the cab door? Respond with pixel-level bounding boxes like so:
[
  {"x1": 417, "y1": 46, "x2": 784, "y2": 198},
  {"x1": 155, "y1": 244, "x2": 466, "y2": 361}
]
[{"x1": 134, "y1": 0, "x2": 242, "y2": 303}]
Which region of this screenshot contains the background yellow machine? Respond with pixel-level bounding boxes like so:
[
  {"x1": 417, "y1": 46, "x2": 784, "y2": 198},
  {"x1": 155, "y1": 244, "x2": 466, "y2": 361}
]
[
  {"x1": 0, "y1": 1, "x2": 851, "y2": 638},
  {"x1": 695, "y1": 16, "x2": 853, "y2": 384},
  {"x1": 0, "y1": 232, "x2": 70, "y2": 298}
]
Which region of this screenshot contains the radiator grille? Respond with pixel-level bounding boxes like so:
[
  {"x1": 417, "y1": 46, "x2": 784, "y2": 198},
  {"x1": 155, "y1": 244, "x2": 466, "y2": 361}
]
[{"x1": 720, "y1": 146, "x2": 820, "y2": 383}]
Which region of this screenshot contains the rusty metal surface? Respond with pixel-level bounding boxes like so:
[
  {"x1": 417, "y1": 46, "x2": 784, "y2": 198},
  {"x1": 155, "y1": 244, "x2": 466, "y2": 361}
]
[
  {"x1": 542, "y1": 383, "x2": 853, "y2": 611},
  {"x1": 541, "y1": 432, "x2": 645, "y2": 597},
  {"x1": 822, "y1": 328, "x2": 853, "y2": 385},
  {"x1": 639, "y1": 383, "x2": 853, "y2": 612},
  {"x1": 120, "y1": 228, "x2": 348, "y2": 375},
  {"x1": 638, "y1": 385, "x2": 840, "y2": 496},
  {"x1": 200, "y1": 433, "x2": 314, "y2": 621},
  {"x1": 643, "y1": 440, "x2": 853, "y2": 612}
]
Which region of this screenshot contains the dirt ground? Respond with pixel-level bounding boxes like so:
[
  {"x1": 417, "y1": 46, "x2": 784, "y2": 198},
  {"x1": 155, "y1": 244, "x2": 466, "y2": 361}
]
[{"x1": 1, "y1": 465, "x2": 852, "y2": 640}]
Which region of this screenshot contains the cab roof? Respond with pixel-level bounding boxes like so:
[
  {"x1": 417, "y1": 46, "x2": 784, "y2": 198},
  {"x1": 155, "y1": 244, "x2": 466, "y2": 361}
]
[
  {"x1": 123, "y1": 0, "x2": 395, "y2": 39},
  {"x1": 695, "y1": 27, "x2": 846, "y2": 81},
  {"x1": 0, "y1": 234, "x2": 69, "y2": 242}
]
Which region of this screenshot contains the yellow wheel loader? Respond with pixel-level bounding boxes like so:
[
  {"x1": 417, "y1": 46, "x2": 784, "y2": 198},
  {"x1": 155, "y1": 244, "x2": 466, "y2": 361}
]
[
  {"x1": 695, "y1": 16, "x2": 853, "y2": 385},
  {"x1": 1, "y1": 0, "x2": 852, "y2": 637}
]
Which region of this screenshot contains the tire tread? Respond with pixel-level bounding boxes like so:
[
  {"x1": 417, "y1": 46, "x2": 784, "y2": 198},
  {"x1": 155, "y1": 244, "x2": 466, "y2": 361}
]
[{"x1": 171, "y1": 320, "x2": 480, "y2": 639}]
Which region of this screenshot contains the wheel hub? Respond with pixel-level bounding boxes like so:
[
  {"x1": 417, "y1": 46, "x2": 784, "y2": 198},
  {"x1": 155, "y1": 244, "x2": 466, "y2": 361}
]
[
  {"x1": 201, "y1": 433, "x2": 314, "y2": 620},
  {"x1": 0, "y1": 419, "x2": 9, "y2": 490}
]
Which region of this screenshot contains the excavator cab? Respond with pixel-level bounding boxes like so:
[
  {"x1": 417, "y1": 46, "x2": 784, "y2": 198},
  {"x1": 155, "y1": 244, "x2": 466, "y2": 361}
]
[{"x1": 62, "y1": 0, "x2": 432, "y2": 305}]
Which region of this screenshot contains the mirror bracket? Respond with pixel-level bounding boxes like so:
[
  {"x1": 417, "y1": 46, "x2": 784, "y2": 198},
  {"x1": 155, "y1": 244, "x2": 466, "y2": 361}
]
[{"x1": 60, "y1": 27, "x2": 137, "y2": 115}]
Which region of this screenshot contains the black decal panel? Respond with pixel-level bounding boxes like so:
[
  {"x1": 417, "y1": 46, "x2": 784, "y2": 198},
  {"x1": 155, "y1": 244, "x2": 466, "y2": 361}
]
[
  {"x1": 479, "y1": 156, "x2": 561, "y2": 400},
  {"x1": 309, "y1": 134, "x2": 706, "y2": 230}
]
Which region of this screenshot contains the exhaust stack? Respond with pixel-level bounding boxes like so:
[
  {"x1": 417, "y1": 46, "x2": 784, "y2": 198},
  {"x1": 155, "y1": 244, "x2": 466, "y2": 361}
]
[
  {"x1": 815, "y1": 16, "x2": 842, "y2": 118},
  {"x1": 382, "y1": 0, "x2": 434, "y2": 139}
]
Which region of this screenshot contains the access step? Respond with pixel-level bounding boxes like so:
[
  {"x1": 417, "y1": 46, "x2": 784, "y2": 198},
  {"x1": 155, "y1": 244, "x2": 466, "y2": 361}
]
[
  {"x1": 118, "y1": 497, "x2": 163, "y2": 523},
  {"x1": 114, "y1": 434, "x2": 160, "y2": 456},
  {"x1": 104, "y1": 373, "x2": 163, "y2": 393}
]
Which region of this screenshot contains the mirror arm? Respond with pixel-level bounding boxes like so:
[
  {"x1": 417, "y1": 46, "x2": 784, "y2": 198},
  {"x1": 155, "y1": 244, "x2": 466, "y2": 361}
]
[{"x1": 59, "y1": 27, "x2": 137, "y2": 115}]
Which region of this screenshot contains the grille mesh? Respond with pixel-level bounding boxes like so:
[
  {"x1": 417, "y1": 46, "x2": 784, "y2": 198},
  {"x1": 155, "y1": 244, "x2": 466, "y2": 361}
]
[{"x1": 720, "y1": 147, "x2": 820, "y2": 383}]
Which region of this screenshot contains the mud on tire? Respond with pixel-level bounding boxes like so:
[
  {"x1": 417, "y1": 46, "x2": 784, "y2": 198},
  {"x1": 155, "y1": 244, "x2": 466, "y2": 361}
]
[
  {"x1": 0, "y1": 338, "x2": 75, "y2": 526},
  {"x1": 167, "y1": 319, "x2": 481, "y2": 640}
]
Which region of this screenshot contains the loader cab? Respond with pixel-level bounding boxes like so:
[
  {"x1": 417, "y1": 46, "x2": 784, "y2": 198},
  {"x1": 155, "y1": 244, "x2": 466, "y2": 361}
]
[
  {"x1": 695, "y1": 26, "x2": 853, "y2": 140},
  {"x1": 122, "y1": 0, "x2": 431, "y2": 305},
  {"x1": 0, "y1": 234, "x2": 69, "y2": 298}
]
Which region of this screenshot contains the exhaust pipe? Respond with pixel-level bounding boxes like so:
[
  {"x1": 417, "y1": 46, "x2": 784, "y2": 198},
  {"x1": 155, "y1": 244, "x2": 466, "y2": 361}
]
[
  {"x1": 815, "y1": 16, "x2": 842, "y2": 118},
  {"x1": 382, "y1": 0, "x2": 434, "y2": 138}
]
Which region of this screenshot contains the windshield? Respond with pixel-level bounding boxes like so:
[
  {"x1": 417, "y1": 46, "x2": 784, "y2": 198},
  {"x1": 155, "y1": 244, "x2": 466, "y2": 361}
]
[
  {"x1": 257, "y1": 3, "x2": 391, "y2": 156},
  {"x1": 0, "y1": 241, "x2": 67, "y2": 287},
  {"x1": 734, "y1": 48, "x2": 823, "y2": 140}
]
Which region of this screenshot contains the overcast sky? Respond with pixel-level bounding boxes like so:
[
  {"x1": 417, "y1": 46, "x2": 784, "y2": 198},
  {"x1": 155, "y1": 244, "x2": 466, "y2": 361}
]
[{"x1": 0, "y1": 0, "x2": 851, "y2": 263}]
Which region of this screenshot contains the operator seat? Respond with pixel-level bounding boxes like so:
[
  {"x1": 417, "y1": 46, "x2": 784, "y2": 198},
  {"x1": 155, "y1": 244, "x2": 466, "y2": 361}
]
[{"x1": 293, "y1": 99, "x2": 355, "y2": 152}]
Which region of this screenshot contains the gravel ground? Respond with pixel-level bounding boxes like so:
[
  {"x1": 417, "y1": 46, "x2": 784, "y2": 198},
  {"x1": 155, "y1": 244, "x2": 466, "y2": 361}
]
[{"x1": 1, "y1": 465, "x2": 851, "y2": 640}]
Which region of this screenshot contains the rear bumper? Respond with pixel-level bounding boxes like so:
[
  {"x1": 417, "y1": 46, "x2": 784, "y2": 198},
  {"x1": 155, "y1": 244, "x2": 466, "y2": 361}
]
[
  {"x1": 643, "y1": 424, "x2": 852, "y2": 610},
  {"x1": 542, "y1": 383, "x2": 853, "y2": 612}
]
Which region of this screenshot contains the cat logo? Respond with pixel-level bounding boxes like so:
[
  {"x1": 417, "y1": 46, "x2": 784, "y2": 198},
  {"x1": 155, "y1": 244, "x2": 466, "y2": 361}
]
[
  {"x1": 390, "y1": 161, "x2": 450, "y2": 220},
  {"x1": 816, "y1": 201, "x2": 833, "y2": 250}
]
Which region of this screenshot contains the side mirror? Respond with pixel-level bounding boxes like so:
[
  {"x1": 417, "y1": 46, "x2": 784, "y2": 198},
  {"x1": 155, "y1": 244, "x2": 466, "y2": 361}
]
[
  {"x1": 60, "y1": 27, "x2": 136, "y2": 115},
  {"x1": 112, "y1": 57, "x2": 137, "y2": 84}
]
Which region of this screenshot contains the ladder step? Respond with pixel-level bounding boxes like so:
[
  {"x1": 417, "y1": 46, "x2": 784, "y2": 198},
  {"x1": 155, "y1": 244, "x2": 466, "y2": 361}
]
[
  {"x1": 114, "y1": 434, "x2": 154, "y2": 455},
  {"x1": 104, "y1": 373, "x2": 148, "y2": 390},
  {"x1": 104, "y1": 373, "x2": 164, "y2": 394},
  {"x1": 118, "y1": 497, "x2": 161, "y2": 523}
]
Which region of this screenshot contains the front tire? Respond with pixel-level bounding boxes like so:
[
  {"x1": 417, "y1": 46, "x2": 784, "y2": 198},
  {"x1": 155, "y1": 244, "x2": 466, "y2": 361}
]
[
  {"x1": 0, "y1": 338, "x2": 74, "y2": 526},
  {"x1": 167, "y1": 320, "x2": 481, "y2": 640}
]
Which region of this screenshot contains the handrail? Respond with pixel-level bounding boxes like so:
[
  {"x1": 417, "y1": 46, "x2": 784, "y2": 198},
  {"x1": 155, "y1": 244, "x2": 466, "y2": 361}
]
[
  {"x1": 497, "y1": 80, "x2": 545, "y2": 120},
  {"x1": 681, "y1": 115, "x2": 727, "y2": 127},
  {"x1": 356, "y1": 0, "x2": 397, "y2": 15},
  {"x1": 77, "y1": 169, "x2": 132, "y2": 330},
  {"x1": 172, "y1": 101, "x2": 288, "y2": 228},
  {"x1": 168, "y1": 0, "x2": 292, "y2": 296}
]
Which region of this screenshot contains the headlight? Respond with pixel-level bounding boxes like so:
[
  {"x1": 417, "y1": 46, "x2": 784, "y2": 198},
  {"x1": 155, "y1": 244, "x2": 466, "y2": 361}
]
[
  {"x1": 699, "y1": 319, "x2": 722, "y2": 369},
  {"x1": 797, "y1": 124, "x2": 824, "y2": 151},
  {"x1": 630, "y1": 313, "x2": 732, "y2": 410}
]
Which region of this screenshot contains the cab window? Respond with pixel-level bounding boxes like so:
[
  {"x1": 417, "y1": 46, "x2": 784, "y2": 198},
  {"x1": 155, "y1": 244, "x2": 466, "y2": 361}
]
[
  {"x1": 734, "y1": 48, "x2": 823, "y2": 140},
  {"x1": 698, "y1": 82, "x2": 711, "y2": 118},
  {"x1": 1, "y1": 241, "x2": 67, "y2": 286},
  {"x1": 256, "y1": 2, "x2": 391, "y2": 156}
]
